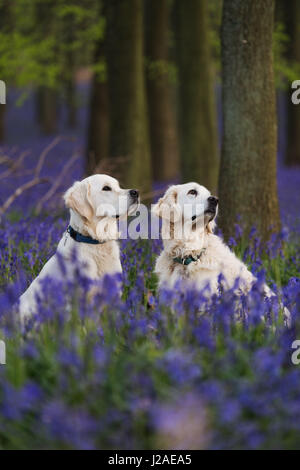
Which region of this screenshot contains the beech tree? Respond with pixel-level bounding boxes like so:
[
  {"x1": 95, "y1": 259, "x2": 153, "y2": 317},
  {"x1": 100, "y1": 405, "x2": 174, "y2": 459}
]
[
  {"x1": 146, "y1": 0, "x2": 179, "y2": 182},
  {"x1": 0, "y1": 0, "x2": 102, "y2": 138},
  {"x1": 174, "y1": 0, "x2": 219, "y2": 191},
  {"x1": 86, "y1": 36, "x2": 109, "y2": 174},
  {"x1": 219, "y1": 0, "x2": 280, "y2": 240},
  {"x1": 105, "y1": 0, "x2": 151, "y2": 193}
]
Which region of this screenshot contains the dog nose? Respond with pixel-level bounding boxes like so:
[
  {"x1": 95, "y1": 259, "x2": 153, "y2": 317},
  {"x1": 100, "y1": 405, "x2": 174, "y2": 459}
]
[
  {"x1": 129, "y1": 189, "x2": 139, "y2": 199},
  {"x1": 208, "y1": 196, "x2": 219, "y2": 206}
]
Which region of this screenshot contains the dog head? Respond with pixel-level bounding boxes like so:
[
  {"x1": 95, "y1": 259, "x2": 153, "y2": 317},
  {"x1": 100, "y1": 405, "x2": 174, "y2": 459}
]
[
  {"x1": 64, "y1": 174, "x2": 139, "y2": 241},
  {"x1": 152, "y1": 182, "x2": 218, "y2": 239}
]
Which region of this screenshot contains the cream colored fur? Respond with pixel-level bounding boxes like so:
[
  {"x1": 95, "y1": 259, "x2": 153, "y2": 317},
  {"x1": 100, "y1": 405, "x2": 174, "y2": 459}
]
[
  {"x1": 153, "y1": 183, "x2": 277, "y2": 300},
  {"x1": 19, "y1": 174, "x2": 138, "y2": 321}
]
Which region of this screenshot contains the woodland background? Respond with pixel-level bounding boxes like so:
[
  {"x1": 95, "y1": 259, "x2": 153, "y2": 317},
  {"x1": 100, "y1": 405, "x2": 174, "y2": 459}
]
[{"x1": 0, "y1": 0, "x2": 299, "y2": 240}]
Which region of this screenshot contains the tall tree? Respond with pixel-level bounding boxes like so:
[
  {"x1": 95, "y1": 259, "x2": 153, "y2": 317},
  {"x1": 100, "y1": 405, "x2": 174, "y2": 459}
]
[
  {"x1": 105, "y1": 0, "x2": 151, "y2": 193},
  {"x1": 284, "y1": 0, "x2": 300, "y2": 166},
  {"x1": 63, "y1": 6, "x2": 77, "y2": 130},
  {"x1": 0, "y1": 0, "x2": 102, "y2": 137},
  {"x1": 36, "y1": 86, "x2": 58, "y2": 135},
  {"x1": 86, "y1": 39, "x2": 109, "y2": 175},
  {"x1": 174, "y1": 0, "x2": 219, "y2": 191},
  {"x1": 34, "y1": 1, "x2": 58, "y2": 135},
  {"x1": 219, "y1": 0, "x2": 280, "y2": 240},
  {"x1": 146, "y1": 0, "x2": 179, "y2": 182}
]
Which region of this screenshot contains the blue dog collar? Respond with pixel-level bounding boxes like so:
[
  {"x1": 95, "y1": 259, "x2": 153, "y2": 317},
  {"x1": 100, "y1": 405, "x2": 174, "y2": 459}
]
[{"x1": 67, "y1": 225, "x2": 106, "y2": 245}]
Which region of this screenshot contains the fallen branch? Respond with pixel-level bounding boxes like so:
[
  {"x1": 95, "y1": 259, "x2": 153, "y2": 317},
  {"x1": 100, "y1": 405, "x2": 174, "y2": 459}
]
[
  {"x1": 0, "y1": 150, "x2": 31, "y2": 181},
  {"x1": 0, "y1": 136, "x2": 72, "y2": 219},
  {"x1": 34, "y1": 136, "x2": 65, "y2": 177},
  {"x1": 141, "y1": 187, "x2": 167, "y2": 203},
  {"x1": 0, "y1": 146, "x2": 18, "y2": 166},
  {"x1": 0, "y1": 155, "x2": 12, "y2": 166},
  {"x1": 35, "y1": 151, "x2": 80, "y2": 214},
  {"x1": 91, "y1": 156, "x2": 128, "y2": 181},
  {"x1": 0, "y1": 177, "x2": 49, "y2": 217}
]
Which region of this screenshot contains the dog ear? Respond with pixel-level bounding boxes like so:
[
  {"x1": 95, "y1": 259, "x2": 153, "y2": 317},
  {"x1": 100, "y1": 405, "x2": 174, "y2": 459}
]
[
  {"x1": 206, "y1": 219, "x2": 216, "y2": 234},
  {"x1": 152, "y1": 187, "x2": 181, "y2": 222},
  {"x1": 64, "y1": 181, "x2": 93, "y2": 222}
]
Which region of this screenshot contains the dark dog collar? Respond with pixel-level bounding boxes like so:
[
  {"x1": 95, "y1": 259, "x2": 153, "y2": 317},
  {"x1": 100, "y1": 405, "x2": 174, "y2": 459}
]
[
  {"x1": 67, "y1": 225, "x2": 106, "y2": 245},
  {"x1": 173, "y1": 248, "x2": 206, "y2": 266}
]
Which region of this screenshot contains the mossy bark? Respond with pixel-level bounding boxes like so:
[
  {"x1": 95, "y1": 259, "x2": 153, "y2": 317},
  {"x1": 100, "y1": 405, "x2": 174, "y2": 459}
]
[
  {"x1": 34, "y1": 2, "x2": 58, "y2": 135},
  {"x1": 36, "y1": 87, "x2": 58, "y2": 135},
  {"x1": 219, "y1": 0, "x2": 280, "y2": 241},
  {"x1": 86, "y1": 77, "x2": 109, "y2": 175},
  {"x1": 64, "y1": 14, "x2": 77, "y2": 130},
  {"x1": 66, "y1": 76, "x2": 77, "y2": 129},
  {"x1": 175, "y1": 0, "x2": 219, "y2": 192},
  {"x1": 146, "y1": 0, "x2": 179, "y2": 183},
  {"x1": 106, "y1": 0, "x2": 151, "y2": 193}
]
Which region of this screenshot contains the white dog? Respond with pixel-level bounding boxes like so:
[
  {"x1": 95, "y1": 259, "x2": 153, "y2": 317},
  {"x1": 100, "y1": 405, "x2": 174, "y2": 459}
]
[
  {"x1": 18, "y1": 174, "x2": 139, "y2": 321},
  {"x1": 152, "y1": 183, "x2": 289, "y2": 324}
]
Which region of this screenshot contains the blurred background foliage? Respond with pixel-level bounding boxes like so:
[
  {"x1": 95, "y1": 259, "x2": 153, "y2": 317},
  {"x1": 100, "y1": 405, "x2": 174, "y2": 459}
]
[{"x1": 0, "y1": 0, "x2": 299, "y2": 239}]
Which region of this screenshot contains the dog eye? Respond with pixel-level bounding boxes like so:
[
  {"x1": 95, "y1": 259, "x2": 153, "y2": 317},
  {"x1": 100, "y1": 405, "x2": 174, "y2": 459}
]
[
  {"x1": 102, "y1": 186, "x2": 112, "y2": 191},
  {"x1": 188, "y1": 189, "x2": 198, "y2": 196}
]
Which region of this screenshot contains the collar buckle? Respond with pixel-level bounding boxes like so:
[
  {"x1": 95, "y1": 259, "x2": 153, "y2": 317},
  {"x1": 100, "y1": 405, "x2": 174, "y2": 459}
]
[{"x1": 173, "y1": 248, "x2": 206, "y2": 266}]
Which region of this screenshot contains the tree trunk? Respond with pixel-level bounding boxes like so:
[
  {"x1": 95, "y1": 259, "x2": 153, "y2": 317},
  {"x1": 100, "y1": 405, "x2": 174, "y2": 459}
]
[
  {"x1": 36, "y1": 86, "x2": 58, "y2": 135},
  {"x1": 219, "y1": 0, "x2": 280, "y2": 241},
  {"x1": 146, "y1": 0, "x2": 179, "y2": 182},
  {"x1": 86, "y1": 3, "x2": 109, "y2": 176},
  {"x1": 106, "y1": 0, "x2": 151, "y2": 193},
  {"x1": 64, "y1": 12, "x2": 77, "y2": 130},
  {"x1": 285, "y1": 0, "x2": 300, "y2": 166},
  {"x1": 86, "y1": 77, "x2": 109, "y2": 175},
  {"x1": 175, "y1": 0, "x2": 219, "y2": 192},
  {"x1": 34, "y1": 2, "x2": 58, "y2": 135},
  {"x1": 66, "y1": 76, "x2": 77, "y2": 129}
]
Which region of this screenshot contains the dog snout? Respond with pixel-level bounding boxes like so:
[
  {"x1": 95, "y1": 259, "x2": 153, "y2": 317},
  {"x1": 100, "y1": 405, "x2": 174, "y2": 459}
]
[
  {"x1": 208, "y1": 196, "x2": 219, "y2": 206},
  {"x1": 129, "y1": 189, "x2": 139, "y2": 200}
]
